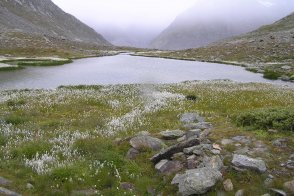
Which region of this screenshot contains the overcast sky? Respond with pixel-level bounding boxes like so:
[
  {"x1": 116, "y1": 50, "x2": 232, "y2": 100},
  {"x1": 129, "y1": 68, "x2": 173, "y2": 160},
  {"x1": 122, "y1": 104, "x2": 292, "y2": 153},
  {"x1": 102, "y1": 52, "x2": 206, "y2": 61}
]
[{"x1": 52, "y1": 0, "x2": 198, "y2": 29}]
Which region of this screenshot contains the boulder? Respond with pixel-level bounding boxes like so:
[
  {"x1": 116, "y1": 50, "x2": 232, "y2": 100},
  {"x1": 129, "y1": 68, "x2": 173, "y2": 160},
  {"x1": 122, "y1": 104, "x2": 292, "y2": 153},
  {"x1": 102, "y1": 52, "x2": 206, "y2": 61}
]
[
  {"x1": 0, "y1": 177, "x2": 11, "y2": 186},
  {"x1": 172, "y1": 167, "x2": 222, "y2": 195},
  {"x1": 160, "y1": 130, "x2": 185, "y2": 140},
  {"x1": 185, "y1": 129, "x2": 201, "y2": 139},
  {"x1": 0, "y1": 187, "x2": 21, "y2": 196},
  {"x1": 232, "y1": 154, "x2": 267, "y2": 173},
  {"x1": 155, "y1": 160, "x2": 183, "y2": 175},
  {"x1": 235, "y1": 189, "x2": 245, "y2": 196},
  {"x1": 179, "y1": 113, "x2": 205, "y2": 124},
  {"x1": 130, "y1": 135, "x2": 165, "y2": 151},
  {"x1": 126, "y1": 148, "x2": 140, "y2": 160},
  {"x1": 184, "y1": 122, "x2": 212, "y2": 130},
  {"x1": 120, "y1": 182, "x2": 136, "y2": 191},
  {"x1": 231, "y1": 136, "x2": 251, "y2": 144},
  {"x1": 202, "y1": 155, "x2": 223, "y2": 171},
  {"x1": 284, "y1": 179, "x2": 294, "y2": 193},
  {"x1": 272, "y1": 138, "x2": 288, "y2": 148},
  {"x1": 151, "y1": 137, "x2": 200, "y2": 164},
  {"x1": 223, "y1": 179, "x2": 234, "y2": 192}
]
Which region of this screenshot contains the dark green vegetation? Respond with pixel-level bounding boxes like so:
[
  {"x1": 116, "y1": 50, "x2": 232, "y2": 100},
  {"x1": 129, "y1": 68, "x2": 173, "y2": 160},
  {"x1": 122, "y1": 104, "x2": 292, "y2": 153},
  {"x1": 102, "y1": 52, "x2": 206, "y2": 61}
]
[
  {"x1": 2, "y1": 59, "x2": 73, "y2": 67},
  {"x1": 0, "y1": 82, "x2": 293, "y2": 195},
  {"x1": 235, "y1": 107, "x2": 294, "y2": 132}
]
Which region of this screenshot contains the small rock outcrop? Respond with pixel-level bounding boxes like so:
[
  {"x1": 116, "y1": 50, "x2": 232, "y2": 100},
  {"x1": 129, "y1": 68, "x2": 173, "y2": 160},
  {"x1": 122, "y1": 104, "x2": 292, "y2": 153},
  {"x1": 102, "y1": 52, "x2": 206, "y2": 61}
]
[
  {"x1": 172, "y1": 167, "x2": 222, "y2": 195},
  {"x1": 151, "y1": 137, "x2": 200, "y2": 164},
  {"x1": 160, "y1": 130, "x2": 185, "y2": 140},
  {"x1": 284, "y1": 179, "x2": 294, "y2": 193},
  {"x1": 223, "y1": 179, "x2": 234, "y2": 192},
  {"x1": 130, "y1": 135, "x2": 165, "y2": 151},
  {"x1": 155, "y1": 160, "x2": 183, "y2": 175},
  {"x1": 179, "y1": 113, "x2": 205, "y2": 124},
  {"x1": 232, "y1": 154, "x2": 267, "y2": 173}
]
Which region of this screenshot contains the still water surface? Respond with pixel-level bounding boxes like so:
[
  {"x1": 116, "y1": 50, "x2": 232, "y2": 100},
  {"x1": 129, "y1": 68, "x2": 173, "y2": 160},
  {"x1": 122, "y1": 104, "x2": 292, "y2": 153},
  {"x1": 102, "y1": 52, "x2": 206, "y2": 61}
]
[{"x1": 0, "y1": 54, "x2": 291, "y2": 90}]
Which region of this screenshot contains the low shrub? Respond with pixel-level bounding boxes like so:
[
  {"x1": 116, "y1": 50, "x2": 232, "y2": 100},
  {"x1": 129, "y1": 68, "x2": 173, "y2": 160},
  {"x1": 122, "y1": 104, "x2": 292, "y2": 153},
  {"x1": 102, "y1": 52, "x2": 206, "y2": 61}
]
[
  {"x1": 235, "y1": 107, "x2": 294, "y2": 132},
  {"x1": 263, "y1": 70, "x2": 281, "y2": 80}
]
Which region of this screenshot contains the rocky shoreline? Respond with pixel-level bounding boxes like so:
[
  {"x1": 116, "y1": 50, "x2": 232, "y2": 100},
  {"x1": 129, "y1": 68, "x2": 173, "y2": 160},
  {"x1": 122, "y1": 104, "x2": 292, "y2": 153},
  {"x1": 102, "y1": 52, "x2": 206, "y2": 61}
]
[{"x1": 119, "y1": 112, "x2": 294, "y2": 195}]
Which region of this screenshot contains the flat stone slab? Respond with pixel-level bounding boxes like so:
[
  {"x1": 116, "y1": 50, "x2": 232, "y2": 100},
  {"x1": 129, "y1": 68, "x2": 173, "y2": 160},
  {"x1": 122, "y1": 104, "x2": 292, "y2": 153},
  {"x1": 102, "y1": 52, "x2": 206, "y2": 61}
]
[
  {"x1": 0, "y1": 187, "x2": 22, "y2": 196},
  {"x1": 0, "y1": 177, "x2": 11, "y2": 186},
  {"x1": 130, "y1": 135, "x2": 165, "y2": 151},
  {"x1": 232, "y1": 154, "x2": 267, "y2": 173},
  {"x1": 155, "y1": 160, "x2": 183, "y2": 175},
  {"x1": 179, "y1": 113, "x2": 205, "y2": 124},
  {"x1": 160, "y1": 130, "x2": 185, "y2": 140},
  {"x1": 151, "y1": 137, "x2": 200, "y2": 164}
]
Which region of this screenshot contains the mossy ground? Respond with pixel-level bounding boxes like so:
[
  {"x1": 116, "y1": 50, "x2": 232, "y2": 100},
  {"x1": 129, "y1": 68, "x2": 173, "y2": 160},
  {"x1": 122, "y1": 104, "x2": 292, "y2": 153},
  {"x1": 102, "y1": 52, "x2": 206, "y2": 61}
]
[{"x1": 0, "y1": 81, "x2": 293, "y2": 195}]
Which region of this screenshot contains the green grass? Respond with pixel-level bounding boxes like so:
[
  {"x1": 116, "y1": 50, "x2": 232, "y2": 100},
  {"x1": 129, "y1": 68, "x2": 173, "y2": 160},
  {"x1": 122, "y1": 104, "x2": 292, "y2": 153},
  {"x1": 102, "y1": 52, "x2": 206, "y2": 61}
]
[
  {"x1": 0, "y1": 82, "x2": 293, "y2": 195},
  {"x1": 263, "y1": 70, "x2": 282, "y2": 80}
]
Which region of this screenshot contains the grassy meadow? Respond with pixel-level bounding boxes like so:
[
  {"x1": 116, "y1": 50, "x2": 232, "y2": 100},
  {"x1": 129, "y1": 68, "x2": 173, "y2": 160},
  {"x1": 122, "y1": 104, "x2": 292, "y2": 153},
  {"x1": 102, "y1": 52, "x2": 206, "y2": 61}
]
[{"x1": 0, "y1": 81, "x2": 293, "y2": 195}]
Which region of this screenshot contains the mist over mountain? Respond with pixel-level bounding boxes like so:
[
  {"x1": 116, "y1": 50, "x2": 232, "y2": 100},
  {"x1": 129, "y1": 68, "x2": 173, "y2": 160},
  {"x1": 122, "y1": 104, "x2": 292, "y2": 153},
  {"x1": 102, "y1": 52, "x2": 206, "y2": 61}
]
[
  {"x1": 0, "y1": 0, "x2": 110, "y2": 53},
  {"x1": 150, "y1": 0, "x2": 294, "y2": 50},
  {"x1": 98, "y1": 25, "x2": 160, "y2": 48}
]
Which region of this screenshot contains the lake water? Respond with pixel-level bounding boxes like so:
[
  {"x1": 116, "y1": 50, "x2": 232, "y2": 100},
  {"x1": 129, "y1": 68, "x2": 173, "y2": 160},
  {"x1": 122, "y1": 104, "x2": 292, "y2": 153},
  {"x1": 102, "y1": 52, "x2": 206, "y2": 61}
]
[{"x1": 0, "y1": 54, "x2": 291, "y2": 90}]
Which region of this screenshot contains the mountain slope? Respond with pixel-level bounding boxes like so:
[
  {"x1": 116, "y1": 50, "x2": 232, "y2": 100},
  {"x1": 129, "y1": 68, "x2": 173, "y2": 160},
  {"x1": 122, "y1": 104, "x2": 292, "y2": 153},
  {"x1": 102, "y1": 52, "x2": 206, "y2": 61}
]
[
  {"x1": 0, "y1": 0, "x2": 111, "y2": 56},
  {"x1": 150, "y1": 0, "x2": 294, "y2": 50},
  {"x1": 138, "y1": 13, "x2": 294, "y2": 80}
]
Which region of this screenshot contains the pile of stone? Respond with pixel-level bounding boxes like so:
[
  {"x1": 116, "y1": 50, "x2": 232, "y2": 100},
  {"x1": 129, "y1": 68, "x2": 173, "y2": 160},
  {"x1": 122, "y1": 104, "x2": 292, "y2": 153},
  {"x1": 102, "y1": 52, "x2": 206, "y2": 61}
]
[{"x1": 125, "y1": 112, "x2": 294, "y2": 195}]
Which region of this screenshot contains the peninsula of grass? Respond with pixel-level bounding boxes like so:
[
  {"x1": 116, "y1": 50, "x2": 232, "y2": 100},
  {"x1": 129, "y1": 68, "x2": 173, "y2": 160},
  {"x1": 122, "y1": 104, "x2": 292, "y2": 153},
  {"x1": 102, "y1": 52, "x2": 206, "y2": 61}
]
[{"x1": 0, "y1": 81, "x2": 293, "y2": 195}]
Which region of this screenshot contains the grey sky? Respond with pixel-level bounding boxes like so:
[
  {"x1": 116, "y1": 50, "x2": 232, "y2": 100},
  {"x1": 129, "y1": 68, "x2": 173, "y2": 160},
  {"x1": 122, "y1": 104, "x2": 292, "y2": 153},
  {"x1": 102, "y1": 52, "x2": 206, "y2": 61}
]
[{"x1": 52, "y1": 0, "x2": 198, "y2": 29}]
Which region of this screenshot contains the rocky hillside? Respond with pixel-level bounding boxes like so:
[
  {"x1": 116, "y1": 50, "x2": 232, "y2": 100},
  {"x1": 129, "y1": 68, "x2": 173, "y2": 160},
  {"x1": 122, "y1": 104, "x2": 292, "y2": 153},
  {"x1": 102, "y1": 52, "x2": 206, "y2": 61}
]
[
  {"x1": 0, "y1": 0, "x2": 111, "y2": 56},
  {"x1": 149, "y1": 0, "x2": 294, "y2": 50}
]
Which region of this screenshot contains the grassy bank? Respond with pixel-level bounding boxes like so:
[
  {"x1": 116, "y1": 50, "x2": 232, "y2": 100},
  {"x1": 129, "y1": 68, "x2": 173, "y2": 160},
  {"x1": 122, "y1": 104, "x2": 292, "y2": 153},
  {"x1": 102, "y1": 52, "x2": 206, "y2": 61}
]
[{"x1": 0, "y1": 81, "x2": 293, "y2": 195}]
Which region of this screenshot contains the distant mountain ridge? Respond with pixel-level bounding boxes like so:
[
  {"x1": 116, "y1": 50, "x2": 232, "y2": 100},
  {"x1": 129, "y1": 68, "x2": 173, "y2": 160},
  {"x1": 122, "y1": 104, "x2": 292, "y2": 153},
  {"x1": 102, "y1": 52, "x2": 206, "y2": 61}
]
[
  {"x1": 0, "y1": 0, "x2": 111, "y2": 55},
  {"x1": 150, "y1": 0, "x2": 294, "y2": 50}
]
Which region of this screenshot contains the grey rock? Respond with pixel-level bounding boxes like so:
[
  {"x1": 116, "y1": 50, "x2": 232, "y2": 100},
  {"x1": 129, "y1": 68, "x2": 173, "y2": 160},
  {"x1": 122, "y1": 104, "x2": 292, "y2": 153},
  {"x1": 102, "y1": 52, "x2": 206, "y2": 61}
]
[
  {"x1": 270, "y1": 188, "x2": 287, "y2": 196},
  {"x1": 232, "y1": 154, "x2": 267, "y2": 173},
  {"x1": 159, "y1": 130, "x2": 185, "y2": 140},
  {"x1": 290, "y1": 154, "x2": 294, "y2": 160},
  {"x1": 283, "y1": 179, "x2": 294, "y2": 193},
  {"x1": 72, "y1": 189, "x2": 97, "y2": 195},
  {"x1": 185, "y1": 129, "x2": 201, "y2": 139},
  {"x1": 0, "y1": 187, "x2": 21, "y2": 196},
  {"x1": 272, "y1": 138, "x2": 288, "y2": 148},
  {"x1": 202, "y1": 155, "x2": 224, "y2": 171},
  {"x1": 199, "y1": 129, "x2": 211, "y2": 139},
  {"x1": 264, "y1": 178, "x2": 273, "y2": 187},
  {"x1": 136, "y1": 131, "x2": 150, "y2": 136},
  {"x1": 183, "y1": 122, "x2": 212, "y2": 130},
  {"x1": 171, "y1": 152, "x2": 186, "y2": 162},
  {"x1": 211, "y1": 149, "x2": 221, "y2": 155},
  {"x1": 261, "y1": 194, "x2": 271, "y2": 196},
  {"x1": 177, "y1": 136, "x2": 186, "y2": 142},
  {"x1": 26, "y1": 183, "x2": 34, "y2": 189},
  {"x1": 281, "y1": 65, "x2": 292, "y2": 70},
  {"x1": 183, "y1": 145, "x2": 200, "y2": 155},
  {"x1": 234, "y1": 146, "x2": 250, "y2": 155},
  {"x1": 223, "y1": 179, "x2": 234, "y2": 192},
  {"x1": 179, "y1": 113, "x2": 205, "y2": 124},
  {"x1": 232, "y1": 136, "x2": 251, "y2": 144},
  {"x1": 221, "y1": 139, "x2": 234, "y2": 145},
  {"x1": 171, "y1": 167, "x2": 222, "y2": 195},
  {"x1": 0, "y1": 177, "x2": 11, "y2": 186},
  {"x1": 155, "y1": 160, "x2": 183, "y2": 175},
  {"x1": 235, "y1": 189, "x2": 245, "y2": 196},
  {"x1": 151, "y1": 137, "x2": 200, "y2": 164},
  {"x1": 268, "y1": 129, "x2": 278, "y2": 133},
  {"x1": 193, "y1": 149, "x2": 204, "y2": 156},
  {"x1": 126, "y1": 148, "x2": 140, "y2": 160},
  {"x1": 130, "y1": 135, "x2": 165, "y2": 151},
  {"x1": 120, "y1": 182, "x2": 136, "y2": 191}
]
